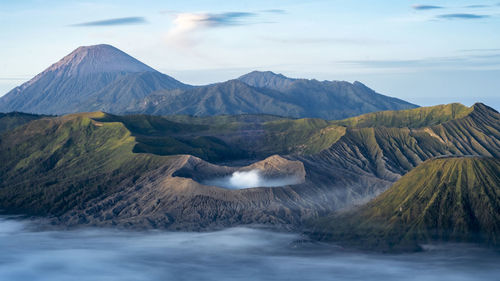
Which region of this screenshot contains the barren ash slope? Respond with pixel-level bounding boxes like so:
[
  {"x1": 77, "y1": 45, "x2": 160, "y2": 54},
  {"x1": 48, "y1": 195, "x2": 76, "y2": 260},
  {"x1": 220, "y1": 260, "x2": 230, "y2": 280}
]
[
  {"x1": 0, "y1": 102, "x2": 499, "y2": 233},
  {"x1": 0, "y1": 44, "x2": 417, "y2": 119}
]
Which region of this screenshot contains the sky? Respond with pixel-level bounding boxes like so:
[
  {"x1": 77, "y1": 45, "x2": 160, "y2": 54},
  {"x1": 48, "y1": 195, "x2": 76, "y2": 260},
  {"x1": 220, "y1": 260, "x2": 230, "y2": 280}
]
[{"x1": 1, "y1": 0, "x2": 500, "y2": 109}]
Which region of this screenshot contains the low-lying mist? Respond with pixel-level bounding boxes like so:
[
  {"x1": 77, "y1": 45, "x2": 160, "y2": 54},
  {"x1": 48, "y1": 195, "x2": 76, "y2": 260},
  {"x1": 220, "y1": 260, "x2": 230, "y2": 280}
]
[
  {"x1": 1, "y1": 218, "x2": 499, "y2": 281},
  {"x1": 203, "y1": 169, "x2": 302, "y2": 189}
]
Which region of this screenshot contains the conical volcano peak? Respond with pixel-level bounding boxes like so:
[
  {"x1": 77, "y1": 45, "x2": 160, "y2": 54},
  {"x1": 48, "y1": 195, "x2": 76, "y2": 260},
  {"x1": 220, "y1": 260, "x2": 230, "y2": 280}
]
[
  {"x1": 0, "y1": 44, "x2": 186, "y2": 115},
  {"x1": 44, "y1": 44, "x2": 156, "y2": 76}
]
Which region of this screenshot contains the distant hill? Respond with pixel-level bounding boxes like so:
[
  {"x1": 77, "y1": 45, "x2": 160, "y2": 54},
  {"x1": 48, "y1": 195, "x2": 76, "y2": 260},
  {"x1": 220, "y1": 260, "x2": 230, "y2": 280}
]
[
  {"x1": 0, "y1": 45, "x2": 417, "y2": 119},
  {"x1": 0, "y1": 44, "x2": 189, "y2": 115},
  {"x1": 137, "y1": 71, "x2": 417, "y2": 120},
  {"x1": 310, "y1": 157, "x2": 500, "y2": 251},
  {"x1": 238, "y1": 71, "x2": 418, "y2": 119}
]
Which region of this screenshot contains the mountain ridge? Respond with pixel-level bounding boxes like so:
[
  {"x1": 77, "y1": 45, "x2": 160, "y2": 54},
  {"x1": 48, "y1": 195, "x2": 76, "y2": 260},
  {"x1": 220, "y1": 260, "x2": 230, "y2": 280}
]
[{"x1": 0, "y1": 44, "x2": 418, "y2": 119}]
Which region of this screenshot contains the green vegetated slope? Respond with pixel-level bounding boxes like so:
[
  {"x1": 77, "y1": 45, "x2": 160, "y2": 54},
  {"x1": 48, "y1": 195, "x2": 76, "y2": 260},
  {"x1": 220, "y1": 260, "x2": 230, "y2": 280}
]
[
  {"x1": 333, "y1": 103, "x2": 473, "y2": 128},
  {"x1": 302, "y1": 103, "x2": 500, "y2": 181},
  {"x1": 0, "y1": 112, "x2": 381, "y2": 229},
  {"x1": 0, "y1": 112, "x2": 172, "y2": 215},
  {"x1": 0, "y1": 102, "x2": 499, "y2": 232},
  {"x1": 0, "y1": 112, "x2": 48, "y2": 133},
  {"x1": 310, "y1": 157, "x2": 500, "y2": 251}
]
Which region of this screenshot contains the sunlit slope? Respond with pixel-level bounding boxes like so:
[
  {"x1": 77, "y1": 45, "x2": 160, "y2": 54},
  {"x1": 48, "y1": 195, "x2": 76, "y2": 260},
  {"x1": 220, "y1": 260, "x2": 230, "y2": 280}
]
[
  {"x1": 333, "y1": 103, "x2": 473, "y2": 128},
  {"x1": 0, "y1": 112, "x2": 171, "y2": 215},
  {"x1": 302, "y1": 103, "x2": 500, "y2": 181},
  {"x1": 311, "y1": 157, "x2": 500, "y2": 251}
]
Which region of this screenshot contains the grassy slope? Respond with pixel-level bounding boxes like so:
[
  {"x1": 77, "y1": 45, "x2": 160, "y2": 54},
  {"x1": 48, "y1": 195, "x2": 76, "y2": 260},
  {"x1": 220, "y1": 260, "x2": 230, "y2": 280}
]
[
  {"x1": 0, "y1": 112, "x2": 172, "y2": 215},
  {"x1": 311, "y1": 157, "x2": 500, "y2": 251},
  {"x1": 85, "y1": 103, "x2": 494, "y2": 163},
  {"x1": 333, "y1": 103, "x2": 473, "y2": 128}
]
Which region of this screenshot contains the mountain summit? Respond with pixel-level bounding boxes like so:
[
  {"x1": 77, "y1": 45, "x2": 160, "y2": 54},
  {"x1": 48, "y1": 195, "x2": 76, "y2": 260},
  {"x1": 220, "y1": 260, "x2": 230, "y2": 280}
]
[
  {"x1": 40, "y1": 44, "x2": 155, "y2": 77},
  {"x1": 238, "y1": 71, "x2": 296, "y2": 90},
  {"x1": 0, "y1": 44, "x2": 188, "y2": 115}
]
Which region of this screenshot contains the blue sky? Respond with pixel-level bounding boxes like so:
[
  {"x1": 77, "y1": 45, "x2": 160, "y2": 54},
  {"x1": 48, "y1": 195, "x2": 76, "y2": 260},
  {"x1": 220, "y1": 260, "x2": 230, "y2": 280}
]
[{"x1": 1, "y1": 0, "x2": 500, "y2": 109}]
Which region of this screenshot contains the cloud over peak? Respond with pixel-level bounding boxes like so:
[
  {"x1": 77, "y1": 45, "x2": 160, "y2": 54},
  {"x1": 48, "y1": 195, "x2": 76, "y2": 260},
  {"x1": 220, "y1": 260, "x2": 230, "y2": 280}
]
[{"x1": 166, "y1": 10, "x2": 282, "y2": 47}]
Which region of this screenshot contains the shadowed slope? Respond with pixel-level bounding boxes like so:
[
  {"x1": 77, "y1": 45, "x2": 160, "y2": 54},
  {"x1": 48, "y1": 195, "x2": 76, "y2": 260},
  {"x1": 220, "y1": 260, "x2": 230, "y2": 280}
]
[
  {"x1": 0, "y1": 112, "x2": 171, "y2": 215},
  {"x1": 0, "y1": 112, "x2": 49, "y2": 133}
]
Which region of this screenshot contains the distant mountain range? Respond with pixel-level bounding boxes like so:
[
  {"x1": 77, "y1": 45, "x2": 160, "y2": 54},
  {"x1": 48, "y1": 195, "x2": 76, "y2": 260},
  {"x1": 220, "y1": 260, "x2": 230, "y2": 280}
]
[
  {"x1": 0, "y1": 103, "x2": 498, "y2": 242},
  {"x1": 0, "y1": 44, "x2": 417, "y2": 119}
]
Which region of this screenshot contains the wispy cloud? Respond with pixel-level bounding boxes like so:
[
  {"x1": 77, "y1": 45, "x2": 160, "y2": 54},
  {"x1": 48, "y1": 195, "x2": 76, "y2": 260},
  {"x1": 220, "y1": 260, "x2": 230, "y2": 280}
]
[
  {"x1": 261, "y1": 9, "x2": 286, "y2": 14},
  {"x1": 171, "y1": 12, "x2": 256, "y2": 31},
  {"x1": 71, "y1": 17, "x2": 147, "y2": 27},
  {"x1": 460, "y1": 48, "x2": 500, "y2": 52},
  {"x1": 412, "y1": 5, "x2": 444, "y2": 10},
  {"x1": 437, "y1": 13, "x2": 489, "y2": 19},
  {"x1": 166, "y1": 11, "x2": 280, "y2": 47},
  {"x1": 464, "y1": 5, "x2": 490, "y2": 8}
]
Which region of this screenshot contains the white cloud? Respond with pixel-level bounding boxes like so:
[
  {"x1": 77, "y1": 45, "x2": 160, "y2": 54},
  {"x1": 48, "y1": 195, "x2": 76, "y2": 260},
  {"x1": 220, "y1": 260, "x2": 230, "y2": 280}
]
[{"x1": 165, "y1": 12, "x2": 257, "y2": 47}]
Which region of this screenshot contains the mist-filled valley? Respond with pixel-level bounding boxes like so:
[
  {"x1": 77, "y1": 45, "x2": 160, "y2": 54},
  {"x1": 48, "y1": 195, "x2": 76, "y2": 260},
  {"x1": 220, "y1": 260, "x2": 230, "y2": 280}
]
[
  {"x1": 0, "y1": 218, "x2": 499, "y2": 281},
  {"x1": 202, "y1": 169, "x2": 303, "y2": 189}
]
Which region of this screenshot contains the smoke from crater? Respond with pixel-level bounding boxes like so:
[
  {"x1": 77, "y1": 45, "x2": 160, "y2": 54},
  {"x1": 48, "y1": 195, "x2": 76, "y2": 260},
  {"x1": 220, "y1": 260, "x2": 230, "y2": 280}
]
[{"x1": 203, "y1": 169, "x2": 302, "y2": 189}]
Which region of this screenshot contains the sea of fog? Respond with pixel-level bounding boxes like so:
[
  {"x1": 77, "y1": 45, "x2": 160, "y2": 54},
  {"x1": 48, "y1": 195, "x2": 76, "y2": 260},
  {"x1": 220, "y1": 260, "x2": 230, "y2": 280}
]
[{"x1": 0, "y1": 218, "x2": 499, "y2": 281}]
